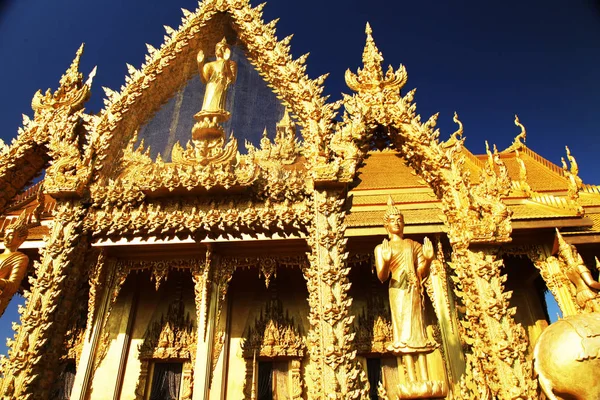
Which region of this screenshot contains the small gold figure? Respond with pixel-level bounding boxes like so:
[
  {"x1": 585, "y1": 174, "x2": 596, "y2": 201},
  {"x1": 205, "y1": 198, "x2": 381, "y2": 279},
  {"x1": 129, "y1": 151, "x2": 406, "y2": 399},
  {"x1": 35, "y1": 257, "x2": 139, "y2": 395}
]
[
  {"x1": 0, "y1": 212, "x2": 30, "y2": 318},
  {"x1": 556, "y1": 229, "x2": 600, "y2": 313},
  {"x1": 193, "y1": 38, "x2": 237, "y2": 141},
  {"x1": 375, "y1": 197, "x2": 445, "y2": 398}
]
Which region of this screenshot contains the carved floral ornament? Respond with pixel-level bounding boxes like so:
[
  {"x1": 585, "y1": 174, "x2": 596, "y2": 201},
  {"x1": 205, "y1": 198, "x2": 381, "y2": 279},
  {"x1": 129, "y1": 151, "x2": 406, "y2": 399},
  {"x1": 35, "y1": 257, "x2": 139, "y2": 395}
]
[
  {"x1": 139, "y1": 301, "x2": 196, "y2": 360},
  {"x1": 135, "y1": 300, "x2": 195, "y2": 400},
  {"x1": 241, "y1": 297, "x2": 305, "y2": 359}
]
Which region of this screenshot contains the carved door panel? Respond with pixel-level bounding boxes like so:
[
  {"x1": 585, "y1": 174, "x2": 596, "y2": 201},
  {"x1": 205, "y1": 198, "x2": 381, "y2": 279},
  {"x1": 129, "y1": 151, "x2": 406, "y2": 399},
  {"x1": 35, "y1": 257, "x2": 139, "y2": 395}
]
[{"x1": 272, "y1": 361, "x2": 290, "y2": 400}]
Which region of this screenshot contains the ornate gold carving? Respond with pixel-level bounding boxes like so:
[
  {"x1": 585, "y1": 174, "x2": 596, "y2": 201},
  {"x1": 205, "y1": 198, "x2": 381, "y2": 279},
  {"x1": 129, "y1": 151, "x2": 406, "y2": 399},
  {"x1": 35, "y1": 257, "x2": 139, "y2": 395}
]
[
  {"x1": 85, "y1": 198, "x2": 311, "y2": 240},
  {"x1": 242, "y1": 297, "x2": 305, "y2": 358},
  {"x1": 562, "y1": 146, "x2": 583, "y2": 201},
  {"x1": 304, "y1": 190, "x2": 369, "y2": 399},
  {"x1": 210, "y1": 257, "x2": 235, "y2": 379},
  {"x1": 192, "y1": 248, "x2": 211, "y2": 340},
  {"x1": 342, "y1": 24, "x2": 512, "y2": 245},
  {"x1": 246, "y1": 109, "x2": 302, "y2": 167},
  {"x1": 33, "y1": 45, "x2": 96, "y2": 197},
  {"x1": 334, "y1": 28, "x2": 535, "y2": 398},
  {"x1": 139, "y1": 301, "x2": 196, "y2": 359},
  {"x1": 106, "y1": 130, "x2": 255, "y2": 199},
  {"x1": 135, "y1": 299, "x2": 196, "y2": 400},
  {"x1": 92, "y1": 0, "x2": 335, "y2": 188},
  {"x1": 241, "y1": 297, "x2": 305, "y2": 399},
  {"x1": 556, "y1": 229, "x2": 600, "y2": 313},
  {"x1": 1, "y1": 202, "x2": 88, "y2": 399},
  {"x1": 0, "y1": 45, "x2": 94, "y2": 213},
  {"x1": 93, "y1": 260, "x2": 129, "y2": 371},
  {"x1": 354, "y1": 294, "x2": 393, "y2": 354},
  {"x1": 501, "y1": 115, "x2": 526, "y2": 154},
  {"x1": 448, "y1": 247, "x2": 536, "y2": 398}
]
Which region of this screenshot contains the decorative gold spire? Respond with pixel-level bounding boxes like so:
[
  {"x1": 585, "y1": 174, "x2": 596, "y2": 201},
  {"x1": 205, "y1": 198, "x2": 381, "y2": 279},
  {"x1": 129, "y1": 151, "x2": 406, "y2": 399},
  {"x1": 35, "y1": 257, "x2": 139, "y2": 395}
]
[
  {"x1": 345, "y1": 23, "x2": 407, "y2": 94},
  {"x1": 59, "y1": 43, "x2": 85, "y2": 90}
]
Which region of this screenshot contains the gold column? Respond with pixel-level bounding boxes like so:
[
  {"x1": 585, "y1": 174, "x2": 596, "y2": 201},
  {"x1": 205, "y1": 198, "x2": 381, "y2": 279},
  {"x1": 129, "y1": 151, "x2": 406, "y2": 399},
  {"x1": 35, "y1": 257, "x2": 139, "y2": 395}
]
[
  {"x1": 304, "y1": 189, "x2": 367, "y2": 399},
  {"x1": 192, "y1": 280, "x2": 218, "y2": 400},
  {"x1": 428, "y1": 243, "x2": 466, "y2": 385},
  {"x1": 191, "y1": 250, "x2": 234, "y2": 400},
  {"x1": 0, "y1": 202, "x2": 88, "y2": 400},
  {"x1": 70, "y1": 253, "x2": 115, "y2": 400},
  {"x1": 449, "y1": 245, "x2": 536, "y2": 399}
]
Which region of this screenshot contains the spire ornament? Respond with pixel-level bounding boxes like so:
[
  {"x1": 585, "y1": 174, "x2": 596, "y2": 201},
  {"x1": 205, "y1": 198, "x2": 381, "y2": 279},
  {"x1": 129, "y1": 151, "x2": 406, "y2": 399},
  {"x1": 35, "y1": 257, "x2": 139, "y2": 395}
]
[
  {"x1": 501, "y1": 115, "x2": 526, "y2": 153},
  {"x1": 344, "y1": 23, "x2": 408, "y2": 126}
]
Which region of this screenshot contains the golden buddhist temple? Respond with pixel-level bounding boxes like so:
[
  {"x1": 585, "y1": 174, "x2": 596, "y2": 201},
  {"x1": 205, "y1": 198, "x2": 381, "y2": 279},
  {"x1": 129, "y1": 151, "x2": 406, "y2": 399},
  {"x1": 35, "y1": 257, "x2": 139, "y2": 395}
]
[{"x1": 1, "y1": 0, "x2": 600, "y2": 399}]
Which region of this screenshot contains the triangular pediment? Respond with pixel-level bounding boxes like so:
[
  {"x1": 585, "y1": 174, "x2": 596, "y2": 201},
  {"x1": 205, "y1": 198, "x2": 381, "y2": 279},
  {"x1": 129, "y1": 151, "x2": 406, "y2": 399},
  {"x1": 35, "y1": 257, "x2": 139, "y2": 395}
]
[
  {"x1": 92, "y1": 0, "x2": 333, "y2": 182},
  {"x1": 133, "y1": 44, "x2": 290, "y2": 162}
]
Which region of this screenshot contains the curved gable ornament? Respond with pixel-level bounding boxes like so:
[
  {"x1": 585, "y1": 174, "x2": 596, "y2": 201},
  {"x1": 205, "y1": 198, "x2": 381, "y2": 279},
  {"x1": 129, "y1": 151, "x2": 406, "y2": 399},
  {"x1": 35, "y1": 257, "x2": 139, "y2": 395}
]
[{"x1": 338, "y1": 24, "x2": 512, "y2": 246}]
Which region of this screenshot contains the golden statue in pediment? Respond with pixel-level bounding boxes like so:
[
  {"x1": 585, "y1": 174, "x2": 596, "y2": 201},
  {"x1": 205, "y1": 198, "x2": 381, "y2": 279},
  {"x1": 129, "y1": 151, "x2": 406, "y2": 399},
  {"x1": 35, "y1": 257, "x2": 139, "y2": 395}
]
[{"x1": 193, "y1": 38, "x2": 238, "y2": 142}]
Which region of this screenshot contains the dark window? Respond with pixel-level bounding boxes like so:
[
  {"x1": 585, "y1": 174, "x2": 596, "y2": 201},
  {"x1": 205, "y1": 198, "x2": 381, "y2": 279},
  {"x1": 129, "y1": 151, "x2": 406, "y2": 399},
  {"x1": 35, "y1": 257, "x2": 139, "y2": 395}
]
[
  {"x1": 149, "y1": 362, "x2": 183, "y2": 400},
  {"x1": 367, "y1": 358, "x2": 382, "y2": 400},
  {"x1": 56, "y1": 361, "x2": 77, "y2": 400},
  {"x1": 257, "y1": 361, "x2": 273, "y2": 400}
]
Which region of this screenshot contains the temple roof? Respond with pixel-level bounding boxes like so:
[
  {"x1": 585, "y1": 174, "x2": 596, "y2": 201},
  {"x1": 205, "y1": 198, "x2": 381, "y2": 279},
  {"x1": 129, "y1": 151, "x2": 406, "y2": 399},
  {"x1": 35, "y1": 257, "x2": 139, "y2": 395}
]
[{"x1": 346, "y1": 146, "x2": 600, "y2": 240}]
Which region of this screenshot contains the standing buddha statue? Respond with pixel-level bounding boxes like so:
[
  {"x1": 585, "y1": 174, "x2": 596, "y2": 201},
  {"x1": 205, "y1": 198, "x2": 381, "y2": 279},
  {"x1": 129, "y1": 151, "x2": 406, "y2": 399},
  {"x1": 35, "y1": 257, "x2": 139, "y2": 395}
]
[
  {"x1": 0, "y1": 211, "x2": 30, "y2": 318},
  {"x1": 374, "y1": 197, "x2": 446, "y2": 399}
]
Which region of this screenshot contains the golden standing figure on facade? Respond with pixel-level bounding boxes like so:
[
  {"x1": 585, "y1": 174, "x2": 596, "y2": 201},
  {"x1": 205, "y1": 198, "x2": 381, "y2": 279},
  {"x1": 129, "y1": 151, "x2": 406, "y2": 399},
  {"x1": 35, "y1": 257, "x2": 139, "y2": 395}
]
[
  {"x1": 0, "y1": 211, "x2": 29, "y2": 318},
  {"x1": 193, "y1": 38, "x2": 237, "y2": 142},
  {"x1": 375, "y1": 197, "x2": 445, "y2": 399}
]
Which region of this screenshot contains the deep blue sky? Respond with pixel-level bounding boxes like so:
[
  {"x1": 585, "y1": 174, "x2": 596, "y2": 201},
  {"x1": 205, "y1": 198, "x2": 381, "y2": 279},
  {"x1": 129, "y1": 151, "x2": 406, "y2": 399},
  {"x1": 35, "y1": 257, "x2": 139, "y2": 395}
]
[{"x1": 0, "y1": 0, "x2": 598, "y2": 352}]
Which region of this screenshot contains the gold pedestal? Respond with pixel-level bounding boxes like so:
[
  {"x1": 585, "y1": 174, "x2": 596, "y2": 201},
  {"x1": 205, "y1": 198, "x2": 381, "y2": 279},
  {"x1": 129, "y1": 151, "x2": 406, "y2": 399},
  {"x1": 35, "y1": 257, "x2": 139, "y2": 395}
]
[
  {"x1": 192, "y1": 110, "x2": 230, "y2": 141},
  {"x1": 397, "y1": 380, "x2": 447, "y2": 399}
]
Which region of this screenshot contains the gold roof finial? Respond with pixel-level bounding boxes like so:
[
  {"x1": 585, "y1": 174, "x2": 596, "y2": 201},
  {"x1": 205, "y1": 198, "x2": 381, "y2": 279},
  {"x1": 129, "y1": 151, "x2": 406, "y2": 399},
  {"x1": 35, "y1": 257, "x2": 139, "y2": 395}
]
[
  {"x1": 59, "y1": 43, "x2": 85, "y2": 89},
  {"x1": 277, "y1": 108, "x2": 293, "y2": 128},
  {"x1": 440, "y1": 112, "x2": 464, "y2": 150},
  {"x1": 345, "y1": 23, "x2": 407, "y2": 93},
  {"x1": 501, "y1": 114, "x2": 527, "y2": 153},
  {"x1": 383, "y1": 195, "x2": 402, "y2": 221}
]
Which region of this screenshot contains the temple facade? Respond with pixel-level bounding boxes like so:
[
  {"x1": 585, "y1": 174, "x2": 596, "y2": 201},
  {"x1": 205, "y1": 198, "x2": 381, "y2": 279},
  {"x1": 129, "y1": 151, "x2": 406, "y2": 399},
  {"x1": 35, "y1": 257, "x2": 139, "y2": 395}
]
[{"x1": 1, "y1": 1, "x2": 600, "y2": 399}]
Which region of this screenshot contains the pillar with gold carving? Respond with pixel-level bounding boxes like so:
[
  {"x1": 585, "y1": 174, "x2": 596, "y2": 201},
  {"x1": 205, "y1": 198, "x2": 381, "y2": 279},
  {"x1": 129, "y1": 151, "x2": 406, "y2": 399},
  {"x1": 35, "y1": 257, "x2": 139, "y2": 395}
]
[
  {"x1": 0, "y1": 202, "x2": 89, "y2": 399},
  {"x1": 304, "y1": 189, "x2": 368, "y2": 399}
]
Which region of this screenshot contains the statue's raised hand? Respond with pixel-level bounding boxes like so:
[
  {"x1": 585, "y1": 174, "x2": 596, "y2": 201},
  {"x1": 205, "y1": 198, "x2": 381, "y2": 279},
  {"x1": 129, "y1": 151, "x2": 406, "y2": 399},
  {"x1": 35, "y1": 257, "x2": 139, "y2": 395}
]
[
  {"x1": 381, "y1": 239, "x2": 392, "y2": 263},
  {"x1": 197, "y1": 49, "x2": 205, "y2": 65},
  {"x1": 423, "y1": 237, "x2": 434, "y2": 261}
]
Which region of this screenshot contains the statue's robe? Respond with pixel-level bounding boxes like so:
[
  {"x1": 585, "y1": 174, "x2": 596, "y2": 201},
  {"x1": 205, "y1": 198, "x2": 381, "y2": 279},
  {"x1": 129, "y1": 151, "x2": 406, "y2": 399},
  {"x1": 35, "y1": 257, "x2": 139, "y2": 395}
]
[
  {"x1": 0, "y1": 251, "x2": 29, "y2": 317},
  {"x1": 201, "y1": 59, "x2": 236, "y2": 113},
  {"x1": 388, "y1": 239, "x2": 436, "y2": 353}
]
